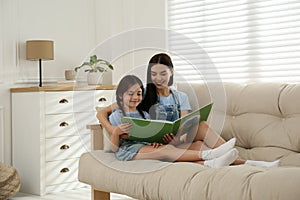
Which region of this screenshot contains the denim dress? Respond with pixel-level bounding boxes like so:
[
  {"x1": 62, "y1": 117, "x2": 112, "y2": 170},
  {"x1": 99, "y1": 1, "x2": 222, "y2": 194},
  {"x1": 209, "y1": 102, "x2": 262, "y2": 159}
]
[{"x1": 110, "y1": 110, "x2": 151, "y2": 161}]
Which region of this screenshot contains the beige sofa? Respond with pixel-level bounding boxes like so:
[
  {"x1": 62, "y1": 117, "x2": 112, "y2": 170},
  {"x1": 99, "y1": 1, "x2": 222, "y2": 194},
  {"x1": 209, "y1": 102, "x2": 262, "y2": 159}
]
[{"x1": 78, "y1": 82, "x2": 300, "y2": 200}]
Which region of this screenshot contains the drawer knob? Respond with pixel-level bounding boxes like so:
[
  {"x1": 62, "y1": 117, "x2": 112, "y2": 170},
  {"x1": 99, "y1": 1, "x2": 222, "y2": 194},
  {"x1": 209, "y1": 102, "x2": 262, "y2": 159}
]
[
  {"x1": 98, "y1": 97, "x2": 107, "y2": 102},
  {"x1": 60, "y1": 144, "x2": 70, "y2": 150},
  {"x1": 59, "y1": 99, "x2": 69, "y2": 104},
  {"x1": 59, "y1": 122, "x2": 69, "y2": 127},
  {"x1": 60, "y1": 168, "x2": 70, "y2": 173}
]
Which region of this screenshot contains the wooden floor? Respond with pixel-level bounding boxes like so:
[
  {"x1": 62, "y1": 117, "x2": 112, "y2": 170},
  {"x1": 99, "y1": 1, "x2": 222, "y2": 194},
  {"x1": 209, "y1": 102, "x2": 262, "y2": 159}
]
[{"x1": 10, "y1": 187, "x2": 135, "y2": 200}]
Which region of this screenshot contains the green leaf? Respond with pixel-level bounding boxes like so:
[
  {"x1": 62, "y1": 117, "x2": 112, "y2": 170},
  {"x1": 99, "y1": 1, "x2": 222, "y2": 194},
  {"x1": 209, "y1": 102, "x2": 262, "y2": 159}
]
[
  {"x1": 95, "y1": 66, "x2": 105, "y2": 72},
  {"x1": 108, "y1": 64, "x2": 114, "y2": 70},
  {"x1": 74, "y1": 66, "x2": 80, "y2": 72},
  {"x1": 90, "y1": 55, "x2": 97, "y2": 64},
  {"x1": 74, "y1": 54, "x2": 115, "y2": 72}
]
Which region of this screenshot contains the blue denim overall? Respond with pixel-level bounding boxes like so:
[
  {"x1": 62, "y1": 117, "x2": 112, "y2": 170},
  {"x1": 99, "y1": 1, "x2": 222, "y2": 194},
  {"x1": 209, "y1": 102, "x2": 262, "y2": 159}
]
[{"x1": 155, "y1": 89, "x2": 180, "y2": 122}]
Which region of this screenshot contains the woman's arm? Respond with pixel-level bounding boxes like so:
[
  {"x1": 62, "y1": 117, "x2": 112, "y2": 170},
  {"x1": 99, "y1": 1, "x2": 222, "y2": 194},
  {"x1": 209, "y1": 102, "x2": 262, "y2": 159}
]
[
  {"x1": 110, "y1": 132, "x2": 120, "y2": 152},
  {"x1": 180, "y1": 110, "x2": 189, "y2": 117},
  {"x1": 96, "y1": 102, "x2": 118, "y2": 133},
  {"x1": 163, "y1": 109, "x2": 190, "y2": 145}
]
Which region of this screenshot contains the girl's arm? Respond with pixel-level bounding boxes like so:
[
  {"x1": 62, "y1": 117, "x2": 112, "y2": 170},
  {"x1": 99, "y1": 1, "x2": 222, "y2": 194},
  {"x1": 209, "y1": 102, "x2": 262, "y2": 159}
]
[
  {"x1": 110, "y1": 123, "x2": 132, "y2": 152},
  {"x1": 97, "y1": 102, "x2": 119, "y2": 134}
]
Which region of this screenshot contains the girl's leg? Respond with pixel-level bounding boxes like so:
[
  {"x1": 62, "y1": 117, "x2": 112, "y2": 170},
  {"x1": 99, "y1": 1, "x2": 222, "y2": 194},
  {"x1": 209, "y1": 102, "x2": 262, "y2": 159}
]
[
  {"x1": 133, "y1": 143, "x2": 238, "y2": 168},
  {"x1": 133, "y1": 144, "x2": 238, "y2": 168},
  {"x1": 133, "y1": 144, "x2": 201, "y2": 162}
]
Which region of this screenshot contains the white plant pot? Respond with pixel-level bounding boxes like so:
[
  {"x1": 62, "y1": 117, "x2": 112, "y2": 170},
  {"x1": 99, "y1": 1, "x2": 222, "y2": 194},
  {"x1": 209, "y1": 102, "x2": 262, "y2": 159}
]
[{"x1": 87, "y1": 72, "x2": 103, "y2": 85}]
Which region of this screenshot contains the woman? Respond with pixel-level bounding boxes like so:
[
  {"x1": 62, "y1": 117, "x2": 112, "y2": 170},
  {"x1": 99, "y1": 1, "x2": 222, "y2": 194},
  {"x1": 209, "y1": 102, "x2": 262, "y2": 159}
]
[{"x1": 98, "y1": 53, "x2": 279, "y2": 167}]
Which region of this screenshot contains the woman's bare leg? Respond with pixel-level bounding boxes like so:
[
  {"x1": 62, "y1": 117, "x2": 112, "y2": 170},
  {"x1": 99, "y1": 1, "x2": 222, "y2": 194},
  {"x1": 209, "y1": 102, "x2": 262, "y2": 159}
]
[
  {"x1": 176, "y1": 140, "x2": 210, "y2": 151},
  {"x1": 176, "y1": 140, "x2": 246, "y2": 164},
  {"x1": 185, "y1": 124, "x2": 246, "y2": 165},
  {"x1": 189, "y1": 121, "x2": 226, "y2": 148}
]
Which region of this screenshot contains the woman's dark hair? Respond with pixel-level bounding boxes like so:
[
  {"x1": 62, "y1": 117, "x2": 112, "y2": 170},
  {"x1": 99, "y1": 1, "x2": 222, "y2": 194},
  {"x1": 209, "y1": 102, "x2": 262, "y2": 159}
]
[
  {"x1": 116, "y1": 75, "x2": 146, "y2": 119},
  {"x1": 140, "y1": 53, "x2": 174, "y2": 118}
]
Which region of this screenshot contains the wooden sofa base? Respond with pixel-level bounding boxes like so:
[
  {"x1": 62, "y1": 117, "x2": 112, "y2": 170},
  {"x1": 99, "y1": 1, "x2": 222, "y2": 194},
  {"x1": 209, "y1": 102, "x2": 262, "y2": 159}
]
[{"x1": 93, "y1": 187, "x2": 110, "y2": 200}]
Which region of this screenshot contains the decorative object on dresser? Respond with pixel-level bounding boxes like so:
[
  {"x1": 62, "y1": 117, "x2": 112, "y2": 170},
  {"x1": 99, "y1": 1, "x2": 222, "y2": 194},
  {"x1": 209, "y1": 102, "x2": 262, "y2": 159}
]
[
  {"x1": 11, "y1": 85, "x2": 116, "y2": 195},
  {"x1": 26, "y1": 40, "x2": 54, "y2": 87},
  {"x1": 65, "y1": 69, "x2": 76, "y2": 81},
  {"x1": 74, "y1": 55, "x2": 114, "y2": 85}
]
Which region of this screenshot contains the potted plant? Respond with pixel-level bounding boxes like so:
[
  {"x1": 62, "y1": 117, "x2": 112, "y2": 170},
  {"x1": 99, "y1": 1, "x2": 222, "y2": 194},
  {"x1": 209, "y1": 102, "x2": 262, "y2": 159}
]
[{"x1": 75, "y1": 55, "x2": 114, "y2": 85}]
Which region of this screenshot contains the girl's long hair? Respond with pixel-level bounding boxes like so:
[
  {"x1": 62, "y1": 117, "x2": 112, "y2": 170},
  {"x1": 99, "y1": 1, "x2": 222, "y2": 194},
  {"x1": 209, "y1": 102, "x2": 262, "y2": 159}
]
[
  {"x1": 140, "y1": 53, "x2": 174, "y2": 118},
  {"x1": 116, "y1": 75, "x2": 146, "y2": 119}
]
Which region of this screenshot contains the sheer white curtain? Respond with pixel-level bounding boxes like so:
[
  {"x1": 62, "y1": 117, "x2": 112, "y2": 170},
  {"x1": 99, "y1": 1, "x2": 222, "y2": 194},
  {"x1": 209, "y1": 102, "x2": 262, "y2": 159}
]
[{"x1": 167, "y1": 0, "x2": 300, "y2": 83}]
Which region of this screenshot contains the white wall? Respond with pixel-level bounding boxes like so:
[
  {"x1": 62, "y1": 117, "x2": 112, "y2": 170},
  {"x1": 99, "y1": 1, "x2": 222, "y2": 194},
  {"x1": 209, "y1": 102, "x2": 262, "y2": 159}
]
[{"x1": 0, "y1": 0, "x2": 166, "y2": 164}]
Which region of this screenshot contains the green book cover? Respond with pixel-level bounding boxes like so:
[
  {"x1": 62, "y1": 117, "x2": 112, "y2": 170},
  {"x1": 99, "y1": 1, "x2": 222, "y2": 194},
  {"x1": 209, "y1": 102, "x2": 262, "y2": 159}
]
[{"x1": 121, "y1": 103, "x2": 213, "y2": 143}]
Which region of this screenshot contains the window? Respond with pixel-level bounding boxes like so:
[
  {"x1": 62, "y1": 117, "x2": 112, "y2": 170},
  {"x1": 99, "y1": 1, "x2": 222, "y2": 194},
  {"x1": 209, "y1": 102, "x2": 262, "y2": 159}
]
[{"x1": 167, "y1": 0, "x2": 300, "y2": 83}]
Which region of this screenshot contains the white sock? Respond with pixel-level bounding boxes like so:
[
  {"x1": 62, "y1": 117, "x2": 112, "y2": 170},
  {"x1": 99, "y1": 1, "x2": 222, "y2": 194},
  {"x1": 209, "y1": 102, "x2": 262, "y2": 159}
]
[
  {"x1": 201, "y1": 138, "x2": 236, "y2": 160},
  {"x1": 204, "y1": 148, "x2": 238, "y2": 168},
  {"x1": 245, "y1": 159, "x2": 280, "y2": 167}
]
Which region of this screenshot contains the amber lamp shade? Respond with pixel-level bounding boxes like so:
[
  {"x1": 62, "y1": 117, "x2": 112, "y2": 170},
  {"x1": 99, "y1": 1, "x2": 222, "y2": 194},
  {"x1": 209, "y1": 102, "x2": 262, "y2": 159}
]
[{"x1": 26, "y1": 40, "x2": 54, "y2": 87}]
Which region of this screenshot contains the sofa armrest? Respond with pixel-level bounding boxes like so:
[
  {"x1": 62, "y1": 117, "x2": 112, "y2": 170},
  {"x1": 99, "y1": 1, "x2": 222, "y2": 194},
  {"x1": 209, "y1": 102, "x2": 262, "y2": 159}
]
[{"x1": 86, "y1": 124, "x2": 103, "y2": 151}]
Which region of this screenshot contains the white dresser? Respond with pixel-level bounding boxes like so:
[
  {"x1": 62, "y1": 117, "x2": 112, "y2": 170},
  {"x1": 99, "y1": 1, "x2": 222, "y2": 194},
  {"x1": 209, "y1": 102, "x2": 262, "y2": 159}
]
[{"x1": 11, "y1": 85, "x2": 115, "y2": 195}]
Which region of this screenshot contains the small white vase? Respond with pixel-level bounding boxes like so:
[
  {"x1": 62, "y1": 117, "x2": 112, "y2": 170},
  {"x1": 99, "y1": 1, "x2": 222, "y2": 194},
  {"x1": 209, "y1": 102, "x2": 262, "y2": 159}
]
[
  {"x1": 65, "y1": 70, "x2": 76, "y2": 80},
  {"x1": 87, "y1": 72, "x2": 103, "y2": 85}
]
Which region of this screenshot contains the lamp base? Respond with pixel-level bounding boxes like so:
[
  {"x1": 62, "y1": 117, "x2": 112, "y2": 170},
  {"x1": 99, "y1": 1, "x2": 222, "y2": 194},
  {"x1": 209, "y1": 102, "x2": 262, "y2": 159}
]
[{"x1": 39, "y1": 59, "x2": 42, "y2": 87}]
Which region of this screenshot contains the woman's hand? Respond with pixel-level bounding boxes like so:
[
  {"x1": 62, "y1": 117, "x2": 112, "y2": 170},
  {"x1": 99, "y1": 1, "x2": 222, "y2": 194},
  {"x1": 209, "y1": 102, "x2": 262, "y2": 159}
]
[{"x1": 163, "y1": 133, "x2": 181, "y2": 146}]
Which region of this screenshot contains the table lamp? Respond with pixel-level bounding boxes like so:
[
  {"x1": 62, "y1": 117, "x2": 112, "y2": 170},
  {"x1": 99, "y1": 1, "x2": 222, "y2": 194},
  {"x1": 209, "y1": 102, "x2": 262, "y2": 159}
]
[{"x1": 26, "y1": 40, "x2": 54, "y2": 87}]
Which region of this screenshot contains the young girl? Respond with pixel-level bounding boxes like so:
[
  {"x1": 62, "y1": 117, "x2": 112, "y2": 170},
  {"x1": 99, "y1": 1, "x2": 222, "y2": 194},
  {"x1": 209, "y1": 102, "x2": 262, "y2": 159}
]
[{"x1": 109, "y1": 74, "x2": 239, "y2": 168}]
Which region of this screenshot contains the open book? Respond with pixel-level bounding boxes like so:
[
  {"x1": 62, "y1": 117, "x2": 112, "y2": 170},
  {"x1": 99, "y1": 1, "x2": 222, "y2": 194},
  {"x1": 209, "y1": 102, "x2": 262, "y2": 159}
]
[{"x1": 122, "y1": 103, "x2": 213, "y2": 143}]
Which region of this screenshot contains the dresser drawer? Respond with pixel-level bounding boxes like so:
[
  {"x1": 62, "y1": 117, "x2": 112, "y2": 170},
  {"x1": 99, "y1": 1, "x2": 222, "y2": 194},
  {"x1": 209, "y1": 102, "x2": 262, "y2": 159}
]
[
  {"x1": 46, "y1": 158, "x2": 79, "y2": 186},
  {"x1": 45, "y1": 134, "x2": 90, "y2": 161},
  {"x1": 45, "y1": 91, "x2": 74, "y2": 114},
  {"x1": 45, "y1": 90, "x2": 115, "y2": 114},
  {"x1": 45, "y1": 112, "x2": 97, "y2": 138},
  {"x1": 93, "y1": 90, "x2": 115, "y2": 109}
]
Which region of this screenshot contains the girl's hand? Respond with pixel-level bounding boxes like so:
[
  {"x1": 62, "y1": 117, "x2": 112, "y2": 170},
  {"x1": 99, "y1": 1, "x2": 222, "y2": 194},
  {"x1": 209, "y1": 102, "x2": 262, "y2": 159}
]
[
  {"x1": 150, "y1": 142, "x2": 163, "y2": 148},
  {"x1": 163, "y1": 133, "x2": 181, "y2": 146},
  {"x1": 112, "y1": 123, "x2": 132, "y2": 137}
]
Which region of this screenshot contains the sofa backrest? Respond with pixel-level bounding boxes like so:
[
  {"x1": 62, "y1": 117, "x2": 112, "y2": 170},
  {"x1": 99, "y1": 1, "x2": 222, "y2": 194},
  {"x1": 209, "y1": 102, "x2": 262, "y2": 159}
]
[{"x1": 176, "y1": 82, "x2": 300, "y2": 166}]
